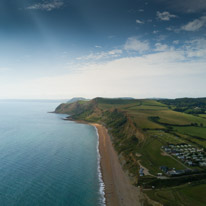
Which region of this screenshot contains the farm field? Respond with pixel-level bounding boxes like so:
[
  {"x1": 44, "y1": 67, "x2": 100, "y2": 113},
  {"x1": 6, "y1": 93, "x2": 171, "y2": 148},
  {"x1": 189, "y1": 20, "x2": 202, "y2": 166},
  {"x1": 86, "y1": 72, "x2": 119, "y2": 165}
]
[
  {"x1": 173, "y1": 126, "x2": 206, "y2": 140},
  {"x1": 55, "y1": 97, "x2": 206, "y2": 206},
  {"x1": 146, "y1": 183, "x2": 206, "y2": 206},
  {"x1": 173, "y1": 126, "x2": 206, "y2": 148},
  {"x1": 199, "y1": 114, "x2": 206, "y2": 118},
  {"x1": 146, "y1": 130, "x2": 185, "y2": 145},
  {"x1": 156, "y1": 110, "x2": 206, "y2": 126}
]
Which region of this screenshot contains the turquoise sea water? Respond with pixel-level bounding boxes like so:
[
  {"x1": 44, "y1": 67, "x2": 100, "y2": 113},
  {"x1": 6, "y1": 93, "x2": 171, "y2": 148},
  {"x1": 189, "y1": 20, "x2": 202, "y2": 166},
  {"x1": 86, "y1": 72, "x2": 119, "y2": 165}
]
[{"x1": 0, "y1": 100, "x2": 104, "y2": 206}]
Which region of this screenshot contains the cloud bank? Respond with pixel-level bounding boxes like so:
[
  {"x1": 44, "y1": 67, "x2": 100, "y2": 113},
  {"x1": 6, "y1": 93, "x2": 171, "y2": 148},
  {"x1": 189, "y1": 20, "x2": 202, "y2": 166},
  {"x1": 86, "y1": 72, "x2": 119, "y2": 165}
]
[
  {"x1": 136, "y1": 19, "x2": 144, "y2": 24},
  {"x1": 157, "y1": 11, "x2": 177, "y2": 21},
  {"x1": 124, "y1": 37, "x2": 150, "y2": 53},
  {"x1": 181, "y1": 16, "x2": 206, "y2": 31},
  {"x1": 3, "y1": 39, "x2": 206, "y2": 99},
  {"x1": 76, "y1": 49, "x2": 122, "y2": 61},
  {"x1": 27, "y1": 0, "x2": 64, "y2": 11}
]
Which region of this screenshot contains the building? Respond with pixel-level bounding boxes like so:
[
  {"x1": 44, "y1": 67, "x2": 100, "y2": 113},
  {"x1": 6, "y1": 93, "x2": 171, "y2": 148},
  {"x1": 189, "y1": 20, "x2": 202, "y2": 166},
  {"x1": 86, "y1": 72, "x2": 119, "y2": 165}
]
[
  {"x1": 160, "y1": 166, "x2": 168, "y2": 173},
  {"x1": 139, "y1": 168, "x2": 144, "y2": 176}
]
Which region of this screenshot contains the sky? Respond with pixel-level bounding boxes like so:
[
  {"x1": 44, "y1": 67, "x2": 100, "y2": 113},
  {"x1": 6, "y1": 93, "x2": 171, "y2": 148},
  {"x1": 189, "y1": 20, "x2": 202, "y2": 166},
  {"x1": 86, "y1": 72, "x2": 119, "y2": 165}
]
[{"x1": 0, "y1": 0, "x2": 206, "y2": 99}]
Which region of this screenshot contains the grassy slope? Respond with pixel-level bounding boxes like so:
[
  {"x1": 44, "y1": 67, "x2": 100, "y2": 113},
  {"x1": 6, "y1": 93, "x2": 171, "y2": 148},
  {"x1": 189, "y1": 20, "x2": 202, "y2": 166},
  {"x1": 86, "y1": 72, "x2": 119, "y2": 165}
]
[
  {"x1": 173, "y1": 126, "x2": 206, "y2": 148},
  {"x1": 145, "y1": 182, "x2": 206, "y2": 206},
  {"x1": 199, "y1": 114, "x2": 206, "y2": 118},
  {"x1": 55, "y1": 98, "x2": 206, "y2": 206}
]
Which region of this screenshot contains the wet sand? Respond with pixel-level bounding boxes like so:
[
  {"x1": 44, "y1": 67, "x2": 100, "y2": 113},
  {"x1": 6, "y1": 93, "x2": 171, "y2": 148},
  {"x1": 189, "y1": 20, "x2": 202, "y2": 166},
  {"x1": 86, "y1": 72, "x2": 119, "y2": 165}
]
[{"x1": 91, "y1": 123, "x2": 143, "y2": 206}]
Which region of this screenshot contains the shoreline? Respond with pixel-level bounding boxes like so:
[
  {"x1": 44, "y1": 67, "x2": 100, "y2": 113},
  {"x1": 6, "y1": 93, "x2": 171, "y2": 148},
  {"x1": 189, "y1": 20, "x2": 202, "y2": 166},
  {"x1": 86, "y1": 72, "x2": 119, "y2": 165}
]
[
  {"x1": 61, "y1": 116, "x2": 145, "y2": 205},
  {"x1": 94, "y1": 126, "x2": 106, "y2": 206},
  {"x1": 90, "y1": 123, "x2": 143, "y2": 206}
]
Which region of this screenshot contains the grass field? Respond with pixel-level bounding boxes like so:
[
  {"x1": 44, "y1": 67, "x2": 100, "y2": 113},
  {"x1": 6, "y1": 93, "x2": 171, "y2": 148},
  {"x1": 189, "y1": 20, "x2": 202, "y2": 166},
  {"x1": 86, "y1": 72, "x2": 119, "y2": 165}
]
[
  {"x1": 146, "y1": 130, "x2": 185, "y2": 145},
  {"x1": 157, "y1": 110, "x2": 206, "y2": 126},
  {"x1": 146, "y1": 183, "x2": 206, "y2": 206},
  {"x1": 128, "y1": 111, "x2": 165, "y2": 129},
  {"x1": 137, "y1": 135, "x2": 185, "y2": 175},
  {"x1": 199, "y1": 114, "x2": 206, "y2": 118},
  {"x1": 174, "y1": 126, "x2": 206, "y2": 140},
  {"x1": 173, "y1": 126, "x2": 206, "y2": 147},
  {"x1": 122, "y1": 100, "x2": 168, "y2": 129},
  {"x1": 55, "y1": 97, "x2": 206, "y2": 206},
  {"x1": 121, "y1": 100, "x2": 206, "y2": 129}
]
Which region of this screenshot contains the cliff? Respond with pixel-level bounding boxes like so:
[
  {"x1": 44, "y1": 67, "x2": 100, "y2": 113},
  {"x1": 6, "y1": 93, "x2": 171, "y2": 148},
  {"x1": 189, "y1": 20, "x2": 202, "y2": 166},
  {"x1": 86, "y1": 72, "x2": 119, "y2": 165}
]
[{"x1": 55, "y1": 97, "x2": 144, "y2": 183}]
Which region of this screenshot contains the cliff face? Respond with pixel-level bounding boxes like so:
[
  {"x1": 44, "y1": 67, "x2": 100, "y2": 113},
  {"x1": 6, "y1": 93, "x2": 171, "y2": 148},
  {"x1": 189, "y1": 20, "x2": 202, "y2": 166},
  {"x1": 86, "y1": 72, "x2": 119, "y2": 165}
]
[
  {"x1": 55, "y1": 98, "x2": 143, "y2": 144},
  {"x1": 55, "y1": 98, "x2": 100, "y2": 120},
  {"x1": 55, "y1": 97, "x2": 144, "y2": 182},
  {"x1": 55, "y1": 101, "x2": 92, "y2": 115}
]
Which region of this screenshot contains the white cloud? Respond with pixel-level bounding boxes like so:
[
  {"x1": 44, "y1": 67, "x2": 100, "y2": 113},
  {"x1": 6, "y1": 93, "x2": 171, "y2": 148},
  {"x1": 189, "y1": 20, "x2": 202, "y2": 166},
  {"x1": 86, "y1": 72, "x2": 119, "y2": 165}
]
[
  {"x1": 157, "y1": 11, "x2": 177, "y2": 21},
  {"x1": 124, "y1": 37, "x2": 150, "y2": 53},
  {"x1": 173, "y1": 40, "x2": 179, "y2": 45},
  {"x1": 181, "y1": 16, "x2": 206, "y2": 31},
  {"x1": 166, "y1": 26, "x2": 180, "y2": 33},
  {"x1": 27, "y1": 0, "x2": 63, "y2": 11},
  {"x1": 136, "y1": 19, "x2": 144, "y2": 24},
  {"x1": 76, "y1": 49, "x2": 122, "y2": 61},
  {"x1": 184, "y1": 38, "x2": 206, "y2": 57},
  {"x1": 166, "y1": 27, "x2": 173, "y2": 31},
  {"x1": 153, "y1": 30, "x2": 159, "y2": 34},
  {"x1": 7, "y1": 47, "x2": 205, "y2": 99},
  {"x1": 154, "y1": 43, "x2": 169, "y2": 51},
  {"x1": 1, "y1": 38, "x2": 206, "y2": 99},
  {"x1": 128, "y1": 9, "x2": 144, "y2": 13},
  {"x1": 156, "y1": 35, "x2": 167, "y2": 41}
]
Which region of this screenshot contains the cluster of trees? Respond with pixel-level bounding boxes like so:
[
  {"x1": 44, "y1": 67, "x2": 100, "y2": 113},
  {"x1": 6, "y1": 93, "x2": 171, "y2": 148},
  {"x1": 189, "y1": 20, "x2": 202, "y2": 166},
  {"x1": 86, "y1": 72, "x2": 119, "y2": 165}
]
[
  {"x1": 191, "y1": 123, "x2": 204, "y2": 127},
  {"x1": 159, "y1": 98, "x2": 206, "y2": 114}
]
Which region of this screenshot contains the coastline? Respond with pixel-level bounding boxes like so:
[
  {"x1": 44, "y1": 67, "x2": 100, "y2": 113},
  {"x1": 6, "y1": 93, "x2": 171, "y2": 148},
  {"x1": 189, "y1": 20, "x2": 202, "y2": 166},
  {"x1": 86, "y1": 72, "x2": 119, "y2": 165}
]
[
  {"x1": 62, "y1": 116, "x2": 146, "y2": 205},
  {"x1": 94, "y1": 126, "x2": 106, "y2": 206},
  {"x1": 91, "y1": 123, "x2": 143, "y2": 206}
]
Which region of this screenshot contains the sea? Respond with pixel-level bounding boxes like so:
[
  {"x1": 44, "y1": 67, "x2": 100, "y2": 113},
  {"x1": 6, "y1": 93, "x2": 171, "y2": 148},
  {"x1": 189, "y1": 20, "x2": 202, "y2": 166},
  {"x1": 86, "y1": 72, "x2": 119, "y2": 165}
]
[{"x1": 0, "y1": 100, "x2": 105, "y2": 206}]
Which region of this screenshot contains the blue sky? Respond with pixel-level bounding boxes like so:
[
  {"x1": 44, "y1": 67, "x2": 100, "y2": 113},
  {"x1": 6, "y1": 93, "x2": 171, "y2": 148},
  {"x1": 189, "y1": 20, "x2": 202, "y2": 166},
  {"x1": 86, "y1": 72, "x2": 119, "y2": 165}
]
[{"x1": 0, "y1": 0, "x2": 206, "y2": 99}]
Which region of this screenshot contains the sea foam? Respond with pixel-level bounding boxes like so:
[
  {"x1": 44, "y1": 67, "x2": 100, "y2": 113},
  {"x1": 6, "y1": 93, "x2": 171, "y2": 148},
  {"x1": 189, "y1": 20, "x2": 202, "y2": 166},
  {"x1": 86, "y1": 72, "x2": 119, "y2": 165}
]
[{"x1": 95, "y1": 126, "x2": 106, "y2": 206}]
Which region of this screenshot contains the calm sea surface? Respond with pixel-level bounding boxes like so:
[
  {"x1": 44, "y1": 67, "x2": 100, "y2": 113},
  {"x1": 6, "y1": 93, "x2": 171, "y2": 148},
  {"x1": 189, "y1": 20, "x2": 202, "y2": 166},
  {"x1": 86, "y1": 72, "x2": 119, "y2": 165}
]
[{"x1": 0, "y1": 100, "x2": 104, "y2": 206}]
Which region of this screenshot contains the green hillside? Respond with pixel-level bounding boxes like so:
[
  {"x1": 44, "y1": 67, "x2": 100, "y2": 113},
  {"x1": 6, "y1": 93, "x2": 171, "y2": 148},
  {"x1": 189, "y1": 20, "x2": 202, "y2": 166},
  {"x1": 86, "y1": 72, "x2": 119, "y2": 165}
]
[{"x1": 55, "y1": 97, "x2": 206, "y2": 206}]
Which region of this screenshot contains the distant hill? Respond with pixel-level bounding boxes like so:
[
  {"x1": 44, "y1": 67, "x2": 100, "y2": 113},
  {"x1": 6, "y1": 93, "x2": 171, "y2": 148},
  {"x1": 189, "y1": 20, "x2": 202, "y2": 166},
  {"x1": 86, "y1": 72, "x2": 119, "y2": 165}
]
[
  {"x1": 117, "y1": 97, "x2": 135, "y2": 100},
  {"x1": 66, "y1": 97, "x2": 135, "y2": 104},
  {"x1": 67, "y1": 97, "x2": 88, "y2": 104}
]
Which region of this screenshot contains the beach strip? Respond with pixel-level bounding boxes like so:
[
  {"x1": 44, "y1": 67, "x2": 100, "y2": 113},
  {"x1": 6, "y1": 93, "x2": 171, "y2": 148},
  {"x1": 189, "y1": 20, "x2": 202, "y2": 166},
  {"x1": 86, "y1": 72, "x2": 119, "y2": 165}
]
[{"x1": 91, "y1": 123, "x2": 142, "y2": 206}]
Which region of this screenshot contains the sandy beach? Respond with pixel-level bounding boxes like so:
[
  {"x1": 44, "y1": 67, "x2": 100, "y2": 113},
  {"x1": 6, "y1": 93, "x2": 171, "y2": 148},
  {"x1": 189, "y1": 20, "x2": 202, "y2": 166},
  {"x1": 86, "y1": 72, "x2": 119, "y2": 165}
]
[{"x1": 91, "y1": 123, "x2": 143, "y2": 206}]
